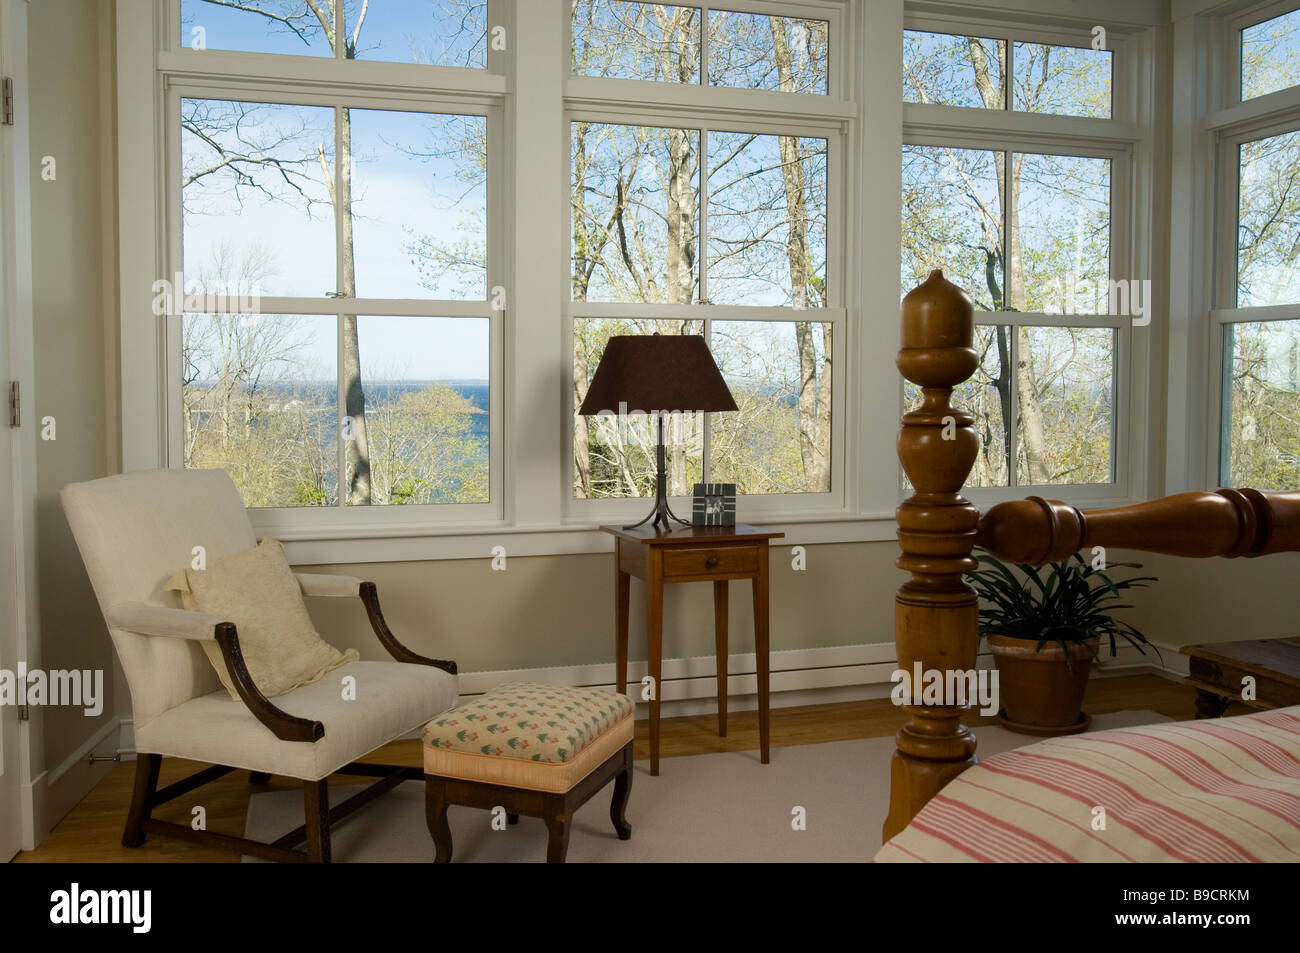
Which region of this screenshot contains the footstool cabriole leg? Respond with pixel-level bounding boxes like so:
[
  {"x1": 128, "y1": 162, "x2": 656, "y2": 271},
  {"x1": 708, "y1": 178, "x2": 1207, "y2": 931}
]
[
  {"x1": 610, "y1": 742, "x2": 633, "y2": 840},
  {"x1": 425, "y1": 777, "x2": 454, "y2": 863},
  {"x1": 545, "y1": 803, "x2": 572, "y2": 864}
]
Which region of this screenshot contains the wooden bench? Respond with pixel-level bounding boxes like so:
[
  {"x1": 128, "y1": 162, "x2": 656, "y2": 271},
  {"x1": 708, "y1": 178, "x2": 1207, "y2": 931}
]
[{"x1": 1181, "y1": 637, "x2": 1300, "y2": 718}]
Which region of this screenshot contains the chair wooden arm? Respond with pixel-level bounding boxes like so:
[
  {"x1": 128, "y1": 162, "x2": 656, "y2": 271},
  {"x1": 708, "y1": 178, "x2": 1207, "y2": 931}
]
[
  {"x1": 214, "y1": 623, "x2": 325, "y2": 744},
  {"x1": 358, "y1": 581, "x2": 457, "y2": 675}
]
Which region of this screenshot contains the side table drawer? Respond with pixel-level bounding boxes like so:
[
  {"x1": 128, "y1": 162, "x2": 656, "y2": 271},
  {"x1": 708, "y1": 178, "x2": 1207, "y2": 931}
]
[{"x1": 662, "y1": 544, "x2": 759, "y2": 578}]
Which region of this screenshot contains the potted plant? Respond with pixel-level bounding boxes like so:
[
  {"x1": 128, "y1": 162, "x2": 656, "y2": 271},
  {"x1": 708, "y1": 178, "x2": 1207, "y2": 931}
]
[{"x1": 965, "y1": 550, "x2": 1158, "y2": 735}]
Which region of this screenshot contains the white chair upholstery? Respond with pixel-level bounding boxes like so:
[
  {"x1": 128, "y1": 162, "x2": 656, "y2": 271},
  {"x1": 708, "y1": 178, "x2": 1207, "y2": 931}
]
[{"x1": 61, "y1": 468, "x2": 458, "y2": 781}]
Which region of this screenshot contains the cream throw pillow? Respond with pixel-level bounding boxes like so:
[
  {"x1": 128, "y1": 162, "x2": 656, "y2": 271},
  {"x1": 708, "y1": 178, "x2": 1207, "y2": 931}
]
[{"x1": 165, "y1": 539, "x2": 358, "y2": 701}]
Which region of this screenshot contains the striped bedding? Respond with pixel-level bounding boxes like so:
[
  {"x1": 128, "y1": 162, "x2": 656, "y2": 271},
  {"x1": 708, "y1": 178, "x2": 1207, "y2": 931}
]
[{"x1": 875, "y1": 706, "x2": 1300, "y2": 862}]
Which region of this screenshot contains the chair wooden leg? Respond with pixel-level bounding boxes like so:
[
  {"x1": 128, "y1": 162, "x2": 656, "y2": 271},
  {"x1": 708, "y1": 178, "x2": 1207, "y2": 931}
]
[
  {"x1": 425, "y1": 780, "x2": 453, "y2": 863},
  {"x1": 303, "y1": 780, "x2": 331, "y2": 863},
  {"x1": 545, "y1": 806, "x2": 571, "y2": 863},
  {"x1": 249, "y1": 771, "x2": 271, "y2": 785},
  {"x1": 609, "y1": 744, "x2": 633, "y2": 840},
  {"x1": 122, "y1": 753, "x2": 161, "y2": 848}
]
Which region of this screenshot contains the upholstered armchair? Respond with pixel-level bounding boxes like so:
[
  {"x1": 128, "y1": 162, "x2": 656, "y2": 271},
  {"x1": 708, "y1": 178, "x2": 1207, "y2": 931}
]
[{"x1": 61, "y1": 468, "x2": 458, "y2": 862}]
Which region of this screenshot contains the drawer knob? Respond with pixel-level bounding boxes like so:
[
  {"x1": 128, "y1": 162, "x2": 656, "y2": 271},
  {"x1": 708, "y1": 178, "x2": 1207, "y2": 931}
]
[{"x1": 705, "y1": 555, "x2": 719, "y2": 568}]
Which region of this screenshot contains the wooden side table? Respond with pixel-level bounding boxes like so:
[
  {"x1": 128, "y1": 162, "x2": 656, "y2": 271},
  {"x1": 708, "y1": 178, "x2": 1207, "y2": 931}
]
[
  {"x1": 601, "y1": 523, "x2": 784, "y2": 776},
  {"x1": 1181, "y1": 637, "x2": 1300, "y2": 717}
]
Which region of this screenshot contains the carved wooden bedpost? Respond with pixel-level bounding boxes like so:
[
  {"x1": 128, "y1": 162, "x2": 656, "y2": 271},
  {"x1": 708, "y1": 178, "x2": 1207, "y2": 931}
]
[{"x1": 883, "y1": 270, "x2": 982, "y2": 842}]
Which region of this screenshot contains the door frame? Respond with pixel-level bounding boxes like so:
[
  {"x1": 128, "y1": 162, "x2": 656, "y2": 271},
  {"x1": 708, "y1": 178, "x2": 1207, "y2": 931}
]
[{"x1": 0, "y1": 0, "x2": 42, "y2": 856}]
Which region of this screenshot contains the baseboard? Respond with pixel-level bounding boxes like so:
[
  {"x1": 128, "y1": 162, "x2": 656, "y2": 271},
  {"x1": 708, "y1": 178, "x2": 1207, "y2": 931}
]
[
  {"x1": 457, "y1": 638, "x2": 1184, "y2": 720},
  {"x1": 115, "y1": 640, "x2": 1188, "y2": 750},
  {"x1": 42, "y1": 717, "x2": 123, "y2": 831}
]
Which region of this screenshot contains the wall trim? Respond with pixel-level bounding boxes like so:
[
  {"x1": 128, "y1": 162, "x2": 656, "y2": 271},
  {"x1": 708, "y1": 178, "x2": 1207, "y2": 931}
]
[{"x1": 39, "y1": 717, "x2": 121, "y2": 835}]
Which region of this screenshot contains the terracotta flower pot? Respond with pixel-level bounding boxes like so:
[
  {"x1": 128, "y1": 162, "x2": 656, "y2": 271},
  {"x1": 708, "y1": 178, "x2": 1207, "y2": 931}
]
[{"x1": 986, "y1": 634, "x2": 1098, "y2": 735}]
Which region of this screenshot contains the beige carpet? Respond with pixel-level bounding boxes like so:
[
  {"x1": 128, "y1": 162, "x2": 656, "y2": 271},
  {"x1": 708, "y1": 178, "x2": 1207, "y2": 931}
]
[{"x1": 244, "y1": 711, "x2": 1169, "y2": 862}]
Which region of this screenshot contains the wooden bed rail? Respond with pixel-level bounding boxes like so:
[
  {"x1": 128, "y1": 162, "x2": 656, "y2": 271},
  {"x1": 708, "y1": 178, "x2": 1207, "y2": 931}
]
[
  {"x1": 884, "y1": 270, "x2": 1300, "y2": 841},
  {"x1": 978, "y1": 490, "x2": 1300, "y2": 564}
]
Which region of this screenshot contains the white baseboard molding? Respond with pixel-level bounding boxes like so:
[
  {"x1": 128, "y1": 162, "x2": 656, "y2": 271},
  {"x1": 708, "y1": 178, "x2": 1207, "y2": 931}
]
[
  {"x1": 458, "y1": 638, "x2": 1185, "y2": 720},
  {"x1": 40, "y1": 716, "x2": 123, "y2": 834},
  {"x1": 110, "y1": 640, "x2": 1188, "y2": 752}
]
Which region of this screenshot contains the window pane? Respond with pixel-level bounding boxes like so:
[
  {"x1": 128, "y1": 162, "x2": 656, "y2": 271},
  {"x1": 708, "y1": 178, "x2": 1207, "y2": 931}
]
[
  {"x1": 903, "y1": 31, "x2": 1004, "y2": 109},
  {"x1": 572, "y1": 0, "x2": 700, "y2": 83},
  {"x1": 708, "y1": 11, "x2": 828, "y2": 94},
  {"x1": 1016, "y1": 326, "x2": 1114, "y2": 486},
  {"x1": 707, "y1": 131, "x2": 827, "y2": 306},
  {"x1": 903, "y1": 325, "x2": 1010, "y2": 488},
  {"x1": 348, "y1": 316, "x2": 490, "y2": 505},
  {"x1": 348, "y1": 0, "x2": 488, "y2": 68},
  {"x1": 1223, "y1": 320, "x2": 1300, "y2": 489},
  {"x1": 349, "y1": 108, "x2": 488, "y2": 299},
  {"x1": 710, "y1": 321, "x2": 831, "y2": 493},
  {"x1": 1237, "y1": 130, "x2": 1300, "y2": 307},
  {"x1": 179, "y1": 0, "x2": 488, "y2": 66},
  {"x1": 183, "y1": 313, "x2": 338, "y2": 507},
  {"x1": 182, "y1": 99, "x2": 335, "y2": 298},
  {"x1": 1009, "y1": 152, "x2": 1111, "y2": 314},
  {"x1": 571, "y1": 122, "x2": 700, "y2": 303},
  {"x1": 901, "y1": 145, "x2": 1004, "y2": 310},
  {"x1": 1242, "y1": 8, "x2": 1300, "y2": 100},
  {"x1": 1012, "y1": 42, "x2": 1111, "y2": 118},
  {"x1": 573, "y1": 319, "x2": 704, "y2": 499}
]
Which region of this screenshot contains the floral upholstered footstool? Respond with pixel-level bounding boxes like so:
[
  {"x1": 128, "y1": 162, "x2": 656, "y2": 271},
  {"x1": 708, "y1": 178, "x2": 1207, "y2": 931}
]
[{"x1": 422, "y1": 682, "x2": 635, "y2": 862}]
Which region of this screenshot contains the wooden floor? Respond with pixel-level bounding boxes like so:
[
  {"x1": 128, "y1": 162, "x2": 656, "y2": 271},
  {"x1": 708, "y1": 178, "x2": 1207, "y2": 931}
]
[{"x1": 13, "y1": 673, "x2": 1203, "y2": 863}]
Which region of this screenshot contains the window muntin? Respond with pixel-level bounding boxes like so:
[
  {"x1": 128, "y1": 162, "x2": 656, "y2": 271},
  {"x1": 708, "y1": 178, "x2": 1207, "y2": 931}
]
[
  {"x1": 178, "y1": 95, "x2": 494, "y2": 510},
  {"x1": 572, "y1": 1, "x2": 829, "y2": 95},
  {"x1": 902, "y1": 26, "x2": 1123, "y2": 492},
  {"x1": 178, "y1": 0, "x2": 490, "y2": 67},
  {"x1": 1222, "y1": 319, "x2": 1300, "y2": 489},
  {"x1": 904, "y1": 29, "x2": 1112, "y2": 119},
  {"x1": 1241, "y1": 7, "x2": 1300, "y2": 100},
  {"x1": 1011, "y1": 41, "x2": 1111, "y2": 119},
  {"x1": 1237, "y1": 129, "x2": 1300, "y2": 308},
  {"x1": 570, "y1": 115, "x2": 834, "y2": 499}
]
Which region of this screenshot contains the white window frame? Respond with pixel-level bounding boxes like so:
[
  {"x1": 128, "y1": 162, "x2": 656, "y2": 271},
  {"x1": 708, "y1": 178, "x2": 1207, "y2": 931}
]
[
  {"x1": 1205, "y1": 0, "x2": 1300, "y2": 489},
  {"x1": 901, "y1": 9, "x2": 1156, "y2": 509},
  {"x1": 116, "y1": 1, "x2": 1162, "y2": 563},
  {"x1": 562, "y1": 2, "x2": 854, "y2": 523}
]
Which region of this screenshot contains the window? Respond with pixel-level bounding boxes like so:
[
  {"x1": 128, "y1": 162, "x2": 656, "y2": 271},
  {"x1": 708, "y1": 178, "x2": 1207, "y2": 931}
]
[
  {"x1": 902, "y1": 25, "x2": 1127, "y2": 491},
  {"x1": 1240, "y1": 6, "x2": 1300, "y2": 100},
  {"x1": 1216, "y1": 4, "x2": 1300, "y2": 490},
  {"x1": 569, "y1": 1, "x2": 842, "y2": 506},
  {"x1": 1218, "y1": 125, "x2": 1300, "y2": 488},
  {"x1": 166, "y1": 3, "x2": 501, "y2": 518}
]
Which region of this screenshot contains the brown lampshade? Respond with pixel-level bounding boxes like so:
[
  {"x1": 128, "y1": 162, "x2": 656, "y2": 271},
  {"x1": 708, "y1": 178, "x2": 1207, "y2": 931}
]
[{"x1": 577, "y1": 334, "x2": 738, "y2": 416}]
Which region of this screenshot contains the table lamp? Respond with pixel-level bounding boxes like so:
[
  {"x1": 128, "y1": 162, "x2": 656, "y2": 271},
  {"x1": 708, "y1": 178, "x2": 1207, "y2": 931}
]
[{"x1": 578, "y1": 334, "x2": 737, "y2": 532}]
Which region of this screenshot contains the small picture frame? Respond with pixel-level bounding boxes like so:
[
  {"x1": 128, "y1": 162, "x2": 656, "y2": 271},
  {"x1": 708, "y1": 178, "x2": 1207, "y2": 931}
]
[{"x1": 692, "y1": 483, "x2": 736, "y2": 526}]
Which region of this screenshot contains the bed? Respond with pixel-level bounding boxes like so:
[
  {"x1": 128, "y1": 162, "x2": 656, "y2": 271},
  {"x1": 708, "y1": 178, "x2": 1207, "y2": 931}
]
[
  {"x1": 881, "y1": 270, "x2": 1300, "y2": 860},
  {"x1": 876, "y1": 706, "x2": 1300, "y2": 862}
]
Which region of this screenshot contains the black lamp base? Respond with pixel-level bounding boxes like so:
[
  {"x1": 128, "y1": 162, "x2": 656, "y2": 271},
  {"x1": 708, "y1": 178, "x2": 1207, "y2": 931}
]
[
  {"x1": 622, "y1": 412, "x2": 691, "y2": 533},
  {"x1": 623, "y1": 492, "x2": 690, "y2": 533}
]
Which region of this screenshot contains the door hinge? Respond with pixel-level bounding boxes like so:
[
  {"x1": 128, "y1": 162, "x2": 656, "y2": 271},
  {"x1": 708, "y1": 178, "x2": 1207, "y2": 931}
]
[
  {"x1": 8, "y1": 381, "x2": 18, "y2": 428},
  {"x1": 2, "y1": 78, "x2": 12, "y2": 126},
  {"x1": 17, "y1": 705, "x2": 29, "y2": 722}
]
